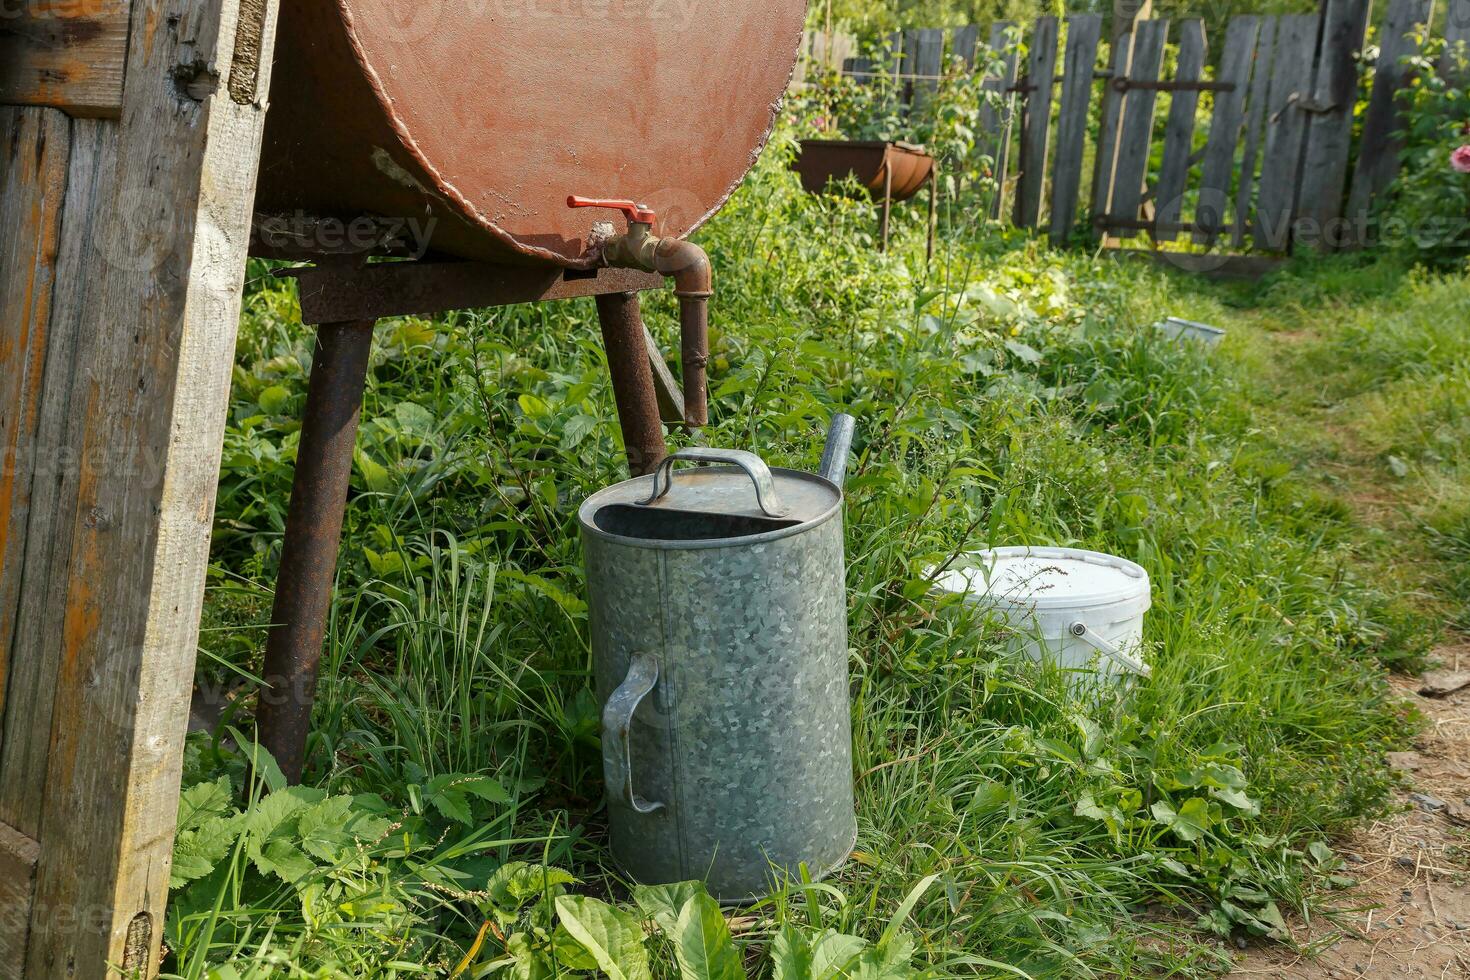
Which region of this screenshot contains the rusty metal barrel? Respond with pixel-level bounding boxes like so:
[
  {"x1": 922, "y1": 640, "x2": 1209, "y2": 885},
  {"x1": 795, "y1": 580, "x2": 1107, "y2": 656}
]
[{"x1": 255, "y1": 1, "x2": 809, "y2": 265}]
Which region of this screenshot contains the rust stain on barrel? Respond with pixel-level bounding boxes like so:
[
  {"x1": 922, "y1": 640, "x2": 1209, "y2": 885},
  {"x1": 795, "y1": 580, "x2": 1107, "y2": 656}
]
[{"x1": 256, "y1": 0, "x2": 808, "y2": 266}]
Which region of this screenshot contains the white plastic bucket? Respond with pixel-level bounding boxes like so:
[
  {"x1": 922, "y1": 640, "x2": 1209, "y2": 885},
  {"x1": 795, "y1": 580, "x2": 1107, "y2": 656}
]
[{"x1": 929, "y1": 547, "x2": 1152, "y2": 688}]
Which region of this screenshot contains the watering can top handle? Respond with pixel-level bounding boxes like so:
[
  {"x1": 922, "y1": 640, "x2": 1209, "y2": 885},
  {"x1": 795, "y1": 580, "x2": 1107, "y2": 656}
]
[{"x1": 639, "y1": 448, "x2": 789, "y2": 518}]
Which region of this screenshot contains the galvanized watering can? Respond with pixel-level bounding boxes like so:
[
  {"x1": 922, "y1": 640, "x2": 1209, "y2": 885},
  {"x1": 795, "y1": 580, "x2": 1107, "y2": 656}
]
[{"x1": 578, "y1": 417, "x2": 857, "y2": 901}]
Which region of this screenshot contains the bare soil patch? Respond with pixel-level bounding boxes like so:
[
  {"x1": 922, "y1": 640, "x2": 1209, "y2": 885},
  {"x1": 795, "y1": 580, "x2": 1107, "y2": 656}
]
[{"x1": 1232, "y1": 662, "x2": 1470, "y2": 979}]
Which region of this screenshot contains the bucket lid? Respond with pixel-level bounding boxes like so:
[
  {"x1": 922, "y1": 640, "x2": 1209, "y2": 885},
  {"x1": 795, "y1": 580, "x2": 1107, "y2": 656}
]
[
  {"x1": 579, "y1": 448, "x2": 839, "y2": 548},
  {"x1": 931, "y1": 547, "x2": 1150, "y2": 610}
]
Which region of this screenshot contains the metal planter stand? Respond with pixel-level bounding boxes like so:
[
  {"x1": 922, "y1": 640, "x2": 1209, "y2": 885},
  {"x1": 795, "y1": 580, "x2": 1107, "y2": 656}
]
[{"x1": 250, "y1": 246, "x2": 681, "y2": 783}]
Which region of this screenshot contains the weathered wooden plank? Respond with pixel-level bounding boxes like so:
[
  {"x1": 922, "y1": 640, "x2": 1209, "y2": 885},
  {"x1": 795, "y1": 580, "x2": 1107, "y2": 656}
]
[
  {"x1": 913, "y1": 27, "x2": 945, "y2": 89},
  {"x1": 978, "y1": 22, "x2": 1020, "y2": 219},
  {"x1": 0, "y1": 121, "x2": 128, "y2": 839},
  {"x1": 1153, "y1": 19, "x2": 1208, "y2": 241},
  {"x1": 1091, "y1": 30, "x2": 1133, "y2": 229},
  {"x1": 1254, "y1": 14, "x2": 1320, "y2": 250},
  {"x1": 1345, "y1": 0, "x2": 1436, "y2": 231},
  {"x1": 0, "y1": 0, "x2": 130, "y2": 118},
  {"x1": 1049, "y1": 14, "x2": 1103, "y2": 243},
  {"x1": 1194, "y1": 16, "x2": 1261, "y2": 244},
  {"x1": 902, "y1": 27, "x2": 945, "y2": 108},
  {"x1": 952, "y1": 24, "x2": 980, "y2": 67},
  {"x1": 0, "y1": 107, "x2": 70, "y2": 764},
  {"x1": 1234, "y1": 17, "x2": 1278, "y2": 247},
  {"x1": 1296, "y1": 0, "x2": 1372, "y2": 249},
  {"x1": 0, "y1": 820, "x2": 41, "y2": 966},
  {"x1": 1014, "y1": 16, "x2": 1060, "y2": 228},
  {"x1": 12, "y1": 0, "x2": 283, "y2": 973},
  {"x1": 886, "y1": 30, "x2": 905, "y2": 85},
  {"x1": 1105, "y1": 19, "x2": 1169, "y2": 237},
  {"x1": 1441, "y1": 0, "x2": 1470, "y2": 81}
]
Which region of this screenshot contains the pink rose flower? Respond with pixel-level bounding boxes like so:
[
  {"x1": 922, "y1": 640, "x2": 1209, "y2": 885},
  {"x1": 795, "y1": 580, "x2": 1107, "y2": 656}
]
[{"x1": 1452, "y1": 145, "x2": 1470, "y2": 174}]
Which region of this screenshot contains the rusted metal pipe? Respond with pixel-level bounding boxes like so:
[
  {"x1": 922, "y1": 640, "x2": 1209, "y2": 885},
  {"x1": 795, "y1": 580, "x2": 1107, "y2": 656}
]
[
  {"x1": 654, "y1": 238, "x2": 712, "y2": 430},
  {"x1": 256, "y1": 320, "x2": 375, "y2": 784},
  {"x1": 596, "y1": 292, "x2": 668, "y2": 476},
  {"x1": 567, "y1": 199, "x2": 712, "y2": 432}
]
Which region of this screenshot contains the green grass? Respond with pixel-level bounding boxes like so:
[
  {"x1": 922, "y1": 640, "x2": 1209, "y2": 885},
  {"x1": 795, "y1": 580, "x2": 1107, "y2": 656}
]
[{"x1": 167, "y1": 138, "x2": 1463, "y2": 977}]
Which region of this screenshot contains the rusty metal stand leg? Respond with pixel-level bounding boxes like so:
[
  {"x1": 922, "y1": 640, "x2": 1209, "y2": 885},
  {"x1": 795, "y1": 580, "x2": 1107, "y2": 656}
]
[
  {"x1": 879, "y1": 166, "x2": 893, "y2": 253},
  {"x1": 927, "y1": 166, "x2": 938, "y2": 265},
  {"x1": 256, "y1": 320, "x2": 375, "y2": 784},
  {"x1": 596, "y1": 292, "x2": 667, "y2": 476}
]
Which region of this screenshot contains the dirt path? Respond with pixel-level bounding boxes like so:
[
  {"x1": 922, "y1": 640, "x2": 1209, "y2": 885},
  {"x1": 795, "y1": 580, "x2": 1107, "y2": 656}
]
[
  {"x1": 1209, "y1": 296, "x2": 1470, "y2": 977},
  {"x1": 1231, "y1": 657, "x2": 1470, "y2": 978}
]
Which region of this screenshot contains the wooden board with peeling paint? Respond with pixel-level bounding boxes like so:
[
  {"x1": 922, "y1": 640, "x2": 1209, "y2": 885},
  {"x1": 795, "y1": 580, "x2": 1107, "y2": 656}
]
[{"x1": 0, "y1": 0, "x2": 131, "y2": 117}]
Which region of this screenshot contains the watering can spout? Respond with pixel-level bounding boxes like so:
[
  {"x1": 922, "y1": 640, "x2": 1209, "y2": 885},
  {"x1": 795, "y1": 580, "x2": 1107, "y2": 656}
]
[{"x1": 819, "y1": 413, "x2": 856, "y2": 490}]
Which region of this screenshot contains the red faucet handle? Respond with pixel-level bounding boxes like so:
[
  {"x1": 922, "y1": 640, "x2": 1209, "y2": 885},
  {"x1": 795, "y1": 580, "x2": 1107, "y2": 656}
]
[{"x1": 567, "y1": 196, "x2": 657, "y2": 227}]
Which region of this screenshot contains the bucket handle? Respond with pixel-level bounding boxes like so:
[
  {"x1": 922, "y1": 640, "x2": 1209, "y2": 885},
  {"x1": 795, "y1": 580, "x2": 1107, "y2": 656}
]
[
  {"x1": 602, "y1": 653, "x2": 665, "y2": 815},
  {"x1": 640, "y1": 448, "x2": 789, "y2": 518},
  {"x1": 1069, "y1": 622, "x2": 1152, "y2": 678}
]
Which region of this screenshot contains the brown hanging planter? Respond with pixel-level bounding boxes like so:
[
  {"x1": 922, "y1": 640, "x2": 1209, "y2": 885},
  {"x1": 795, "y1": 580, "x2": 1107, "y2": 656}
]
[{"x1": 791, "y1": 140, "x2": 938, "y2": 258}]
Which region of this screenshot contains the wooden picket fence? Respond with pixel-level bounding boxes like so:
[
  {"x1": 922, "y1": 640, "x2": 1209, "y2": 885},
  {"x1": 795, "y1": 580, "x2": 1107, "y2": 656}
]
[{"x1": 796, "y1": 0, "x2": 1470, "y2": 253}]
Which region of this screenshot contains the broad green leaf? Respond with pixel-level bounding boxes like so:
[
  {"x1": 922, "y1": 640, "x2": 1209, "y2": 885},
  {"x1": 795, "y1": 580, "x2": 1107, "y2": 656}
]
[
  {"x1": 506, "y1": 932, "x2": 554, "y2": 980},
  {"x1": 1151, "y1": 797, "x2": 1215, "y2": 842},
  {"x1": 672, "y1": 892, "x2": 745, "y2": 980},
  {"x1": 393, "y1": 400, "x2": 435, "y2": 435},
  {"x1": 518, "y1": 393, "x2": 552, "y2": 417},
  {"x1": 353, "y1": 447, "x2": 392, "y2": 493},
  {"x1": 560, "y1": 413, "x2": 599, "y2": 450},
  {"x1": 1210, "y1": 785, "x2": 1260, "y2": 815},
  {"x1": 489, "y1": 861, "x2": 578, "y2": 909},
  {"x1": 555, "y1": 895, "x2": 653, "y2": 980},
  {"x1": 810, "y1": 930, "x2": 867, "y2": 980},
  {"x1": 171, "y1": 812, "x2": 242, "y2": 888},
  {"x1": 851, "y1": 933, "x2": 916, "y2": 980},
  {"x1": 257, "y1": 385, "x2": 291, "y2": 414},
  {"x1": 455, "y1": 775, "x2": 511, "y2": 804},
  {"x1": 427, "y1": 787, "x2": 473, "y2": 826},
  {"x1": 633, "y1": 880, "x2": 705, "y2": 934},
  {"x1": 769, "y1": 924, "x2": 812, "y2": 980},
  {"x1": 253, "y1": 838, "x2": 316, "y2": 884},
  {"x1": 1004, "y1": 339, "x2": 1042, "y2": 364},
  {"x1": 551, "y1": 924, "x2": 600, "y2": 971},
  {"x1": 296, "y1": 795, "x2": 392, "y2": 863},
  {"x1": 177, "y1": 776, "x2": 236, "y2": 832}
]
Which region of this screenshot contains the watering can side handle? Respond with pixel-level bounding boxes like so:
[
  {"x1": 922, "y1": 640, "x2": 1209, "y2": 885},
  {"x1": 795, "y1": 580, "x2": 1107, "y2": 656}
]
[
  {"x1": 601, "y1": 653, "x2": 665, "y2": 815},
  {"x1": 640, "y1": 448, "x2": 788, "y2": 518},
  {"x1": 1069, "y1": 621, "x2": 1152, "y2": 678}
]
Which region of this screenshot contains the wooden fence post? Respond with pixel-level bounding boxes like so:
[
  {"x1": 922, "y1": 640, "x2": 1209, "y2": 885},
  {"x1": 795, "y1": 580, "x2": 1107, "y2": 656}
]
[
  {"x1": 1050, "y1": 14, "x2": 1104, "y2": 243},
  {"x1": 1441, "y1": 0, "x2": 1470, "y2": 80},
  {"x1": 1153, "y1": 19, "x2": 1208, "y2": 241},
  {"x1": 1297, "y1": 0, "x2": 1373, "y2": 249},
  {"x1": 1092, "y1": 0, "x2": 1154, "y2": 236},
  {"x1": 1345, "y1": 0, "x2": 1437, "y2": 238},
  {"x1": 1104, "y1": 19, "x2": 1169, "y2": 237},
  {"x1": 1015, "y1": 16, "x2": 1060, "y2": 228},
  {"x1": 1194, "y1": 16, "x2": 1261, "y2": 245},
  {"x1": 1234, "y1": 17, "x2": 1279, "y2": 247},
  {"x1": 1254, "y1": 13, "x2": 1321, "y2": 249},
  {"x1": 0, "y1": 0, "x2": 280, "y2": 973},
  {"x1": 978, "y1": 22, "x2": 1021, "y2": 220}
]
